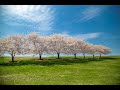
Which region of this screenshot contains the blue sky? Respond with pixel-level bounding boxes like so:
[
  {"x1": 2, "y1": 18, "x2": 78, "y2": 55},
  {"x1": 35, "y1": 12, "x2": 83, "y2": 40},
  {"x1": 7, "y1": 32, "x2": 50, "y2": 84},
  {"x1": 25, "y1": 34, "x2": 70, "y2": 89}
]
[{"x1": 0, "y1": 5, "x2": 120, "y2": 55}]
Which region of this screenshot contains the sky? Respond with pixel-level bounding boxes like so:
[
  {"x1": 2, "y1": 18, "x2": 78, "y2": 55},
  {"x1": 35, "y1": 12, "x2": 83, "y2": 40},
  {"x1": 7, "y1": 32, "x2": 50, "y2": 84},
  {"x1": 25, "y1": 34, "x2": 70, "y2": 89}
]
[{"x1": 0, "y1": 5, "x2": 120, "y2": 55}]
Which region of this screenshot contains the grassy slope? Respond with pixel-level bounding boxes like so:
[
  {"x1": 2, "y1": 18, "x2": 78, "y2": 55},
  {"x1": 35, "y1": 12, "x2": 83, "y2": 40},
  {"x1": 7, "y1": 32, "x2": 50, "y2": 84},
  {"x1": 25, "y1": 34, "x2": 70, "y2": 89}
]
[{"x1": 0, "y1": 56, "x2": 120, "y2": 85}]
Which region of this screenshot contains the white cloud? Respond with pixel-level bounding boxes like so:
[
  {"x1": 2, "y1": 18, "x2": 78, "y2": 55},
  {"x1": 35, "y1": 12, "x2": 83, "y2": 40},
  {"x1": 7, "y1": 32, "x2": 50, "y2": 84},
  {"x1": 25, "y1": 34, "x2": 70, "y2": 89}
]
[
  {"x1": 1, "y1": 5, "x2": 55, "y2": 32},
  {"x1": 60, "y1": 31, "x2": 102, "y2": 40},
  {"x1": 80, "y1": 6, "x2": 104, "y2": 22},
  {"x1": 74, "y1": 32, "x2": 103, "y2": 40}
]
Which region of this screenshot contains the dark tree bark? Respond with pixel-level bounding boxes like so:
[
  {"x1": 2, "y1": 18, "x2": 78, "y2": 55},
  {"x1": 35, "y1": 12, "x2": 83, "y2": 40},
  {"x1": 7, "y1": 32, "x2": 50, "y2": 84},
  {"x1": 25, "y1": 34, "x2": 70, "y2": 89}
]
[
  {"x1": 93, "y1": 54, "x2": 95, "y2": 58},
  {"x1": 99, "y1": 54, "x2": 101, "y2": 58},
  {"x1": 11, "y1": 51, "x2": 15, "y2": 62},
  {"x1": 83, "y1": 53, "x2": 85, "y2": 58},
  {"x1": 11, "y1": 55, "x2": 14, "y2": 62},
  {"x1": 57, "y1": 52, "x2": 60, "y2": 59},
  {"x1": 74, "y1": 53, "x2": 77, "y2": 59},
  {"x1": 39, "y1": 54, "x2": 43, "y2": 60}
]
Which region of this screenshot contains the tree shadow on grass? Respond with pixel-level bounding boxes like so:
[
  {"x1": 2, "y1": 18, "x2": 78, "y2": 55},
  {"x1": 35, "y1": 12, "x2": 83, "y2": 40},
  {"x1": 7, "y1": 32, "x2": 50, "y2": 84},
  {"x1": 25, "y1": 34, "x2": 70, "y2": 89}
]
[
  {"x1": 0, "y1": 56, "x2": 117, "y2": 66},
  {"x1": 99, "y1": 57, "x2": 117, "y2": 60}
]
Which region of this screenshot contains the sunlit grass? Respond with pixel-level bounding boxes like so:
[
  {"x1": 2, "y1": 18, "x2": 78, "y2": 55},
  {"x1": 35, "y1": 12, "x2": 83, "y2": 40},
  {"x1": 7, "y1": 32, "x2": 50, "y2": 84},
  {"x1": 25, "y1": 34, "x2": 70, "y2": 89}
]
[{"x1": 0, "y1": 56, "x2": 120, "y2": 85}]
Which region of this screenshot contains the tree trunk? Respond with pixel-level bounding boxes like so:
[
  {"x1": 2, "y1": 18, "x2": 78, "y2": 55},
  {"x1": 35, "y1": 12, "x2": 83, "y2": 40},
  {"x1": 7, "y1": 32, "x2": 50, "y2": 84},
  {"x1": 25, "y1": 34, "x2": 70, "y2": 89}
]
[
  {"x1": 39, "y1": 54, "x2": 43, "y2": 60},
  {"x1": 57, "y1": 52, "x2": 60, "y2": 59},
  {"x1": 93, "y1": 54, "x2": 94, "y2": 58},
  {"x1": 83, "y1": 53, "x2": 85, "y2": 58},
  {"x1": 11, "y1": 51, "x2": 15, "y2": 62},
  {"x1": 74, "y1": 53, "x2": 77, "y2": 59},
  {"x1": 100, "y1": 54, "x2": 101, "y2": 58},
  {"x1": 12, "y1": 55, "x2": 14, "y2": 62}
]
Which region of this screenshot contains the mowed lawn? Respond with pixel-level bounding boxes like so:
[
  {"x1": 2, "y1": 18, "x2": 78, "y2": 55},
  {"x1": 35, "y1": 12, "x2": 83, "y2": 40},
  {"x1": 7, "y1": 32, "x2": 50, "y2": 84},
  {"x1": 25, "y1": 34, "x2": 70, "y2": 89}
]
[{"x1": 0, "y1": 56, "x2": 120, "y2": 85}]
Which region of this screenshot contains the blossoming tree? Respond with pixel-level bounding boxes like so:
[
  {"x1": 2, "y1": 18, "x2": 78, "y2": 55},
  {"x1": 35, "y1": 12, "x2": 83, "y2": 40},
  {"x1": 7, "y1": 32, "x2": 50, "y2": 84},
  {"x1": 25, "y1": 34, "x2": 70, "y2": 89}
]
[
  {"x1": 4, "y1": 35, "x2": 25, "y2": 62},
  {"x1": 47, "y1": 34, "x2": 67, "y2": 59}
]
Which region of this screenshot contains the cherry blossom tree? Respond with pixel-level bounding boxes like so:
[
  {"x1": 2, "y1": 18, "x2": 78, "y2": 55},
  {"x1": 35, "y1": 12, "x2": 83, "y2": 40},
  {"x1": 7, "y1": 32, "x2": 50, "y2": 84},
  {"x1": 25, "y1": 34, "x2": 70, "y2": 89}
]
[
  {"x1": 87, "y1": 44, "x2": 97, "y2": 58},
  {"x1": 0, "y1": 38, "x2": 6, "y2": 56},
  {"x1": 95, "y1": 45, "x2": 111, "y2": 58},
  {"x1": 80, "y1": 42, "x2": 91, "y2": 58},
  {"x1": 4, "y1": 35, "x2": 25, "y2": 62},
  {"x1": 47, "y1": 34, "x2": 67, "y2": 59},
  {"x1": 0, "y1": 38, "x2": 3, "y2": 53},
  {"x1": 27, "y1": 32, "x2": 49, "y2": 60},
  {"x1": 0, "y1": 32, "x2": 112, "y2": 60},
  {"x1": 64, "y1": 36, "x2": 84, "y2": 59},
  {"x1": 103, "y1": 46, "x2": 111, "y2": 55}
]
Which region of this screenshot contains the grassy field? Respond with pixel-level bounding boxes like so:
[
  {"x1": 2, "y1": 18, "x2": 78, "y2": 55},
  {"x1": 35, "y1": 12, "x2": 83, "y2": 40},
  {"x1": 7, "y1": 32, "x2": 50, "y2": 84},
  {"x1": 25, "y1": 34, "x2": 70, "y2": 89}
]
[{"x1": 0, "y1": 56, "x2": 120, "y2": 85}]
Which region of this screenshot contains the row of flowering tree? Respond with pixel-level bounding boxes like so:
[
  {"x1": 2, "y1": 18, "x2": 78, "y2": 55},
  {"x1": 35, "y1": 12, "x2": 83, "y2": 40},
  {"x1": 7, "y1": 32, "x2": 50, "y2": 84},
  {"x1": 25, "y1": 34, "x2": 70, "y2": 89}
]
[{"x1": 0, "y1": 32, "x2": 111, "y2": 62}]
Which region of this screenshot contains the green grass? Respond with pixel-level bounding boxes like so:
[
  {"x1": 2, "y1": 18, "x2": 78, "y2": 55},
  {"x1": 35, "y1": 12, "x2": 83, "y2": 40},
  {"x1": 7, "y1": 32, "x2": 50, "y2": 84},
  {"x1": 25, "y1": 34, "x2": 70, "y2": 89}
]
[{"x1": 0, "y1": 56, "x2": 120, "y2": 85}]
